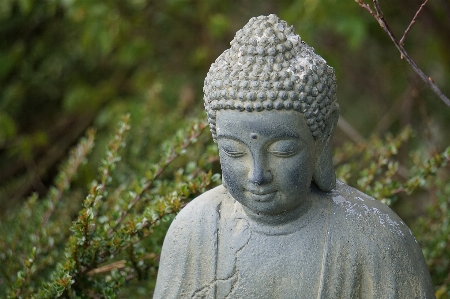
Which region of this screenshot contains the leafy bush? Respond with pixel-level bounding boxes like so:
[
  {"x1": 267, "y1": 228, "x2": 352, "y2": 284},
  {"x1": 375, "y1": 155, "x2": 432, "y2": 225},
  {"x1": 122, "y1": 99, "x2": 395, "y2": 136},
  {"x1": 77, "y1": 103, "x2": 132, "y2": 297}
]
[{"x1": 0, "y1": 115, "x2": 221, "y2": 298}]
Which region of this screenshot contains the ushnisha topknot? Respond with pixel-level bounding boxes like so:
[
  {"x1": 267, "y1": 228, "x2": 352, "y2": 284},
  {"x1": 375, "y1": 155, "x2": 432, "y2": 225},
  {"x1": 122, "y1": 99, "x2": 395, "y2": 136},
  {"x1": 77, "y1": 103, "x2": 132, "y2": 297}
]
[{"x1": 203, "y1": 14, "x2": 338, "y2": 142}]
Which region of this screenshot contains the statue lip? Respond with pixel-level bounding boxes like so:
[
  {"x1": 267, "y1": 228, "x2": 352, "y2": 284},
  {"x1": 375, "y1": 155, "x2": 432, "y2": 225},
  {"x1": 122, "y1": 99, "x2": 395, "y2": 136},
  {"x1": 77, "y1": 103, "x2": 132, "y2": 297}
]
[
  {"x1": 246, "y1": 188, "x2": 277, "y2": 202},
  {"x1": 248, "y1": 189, "x2": 276, "y2": 195}
]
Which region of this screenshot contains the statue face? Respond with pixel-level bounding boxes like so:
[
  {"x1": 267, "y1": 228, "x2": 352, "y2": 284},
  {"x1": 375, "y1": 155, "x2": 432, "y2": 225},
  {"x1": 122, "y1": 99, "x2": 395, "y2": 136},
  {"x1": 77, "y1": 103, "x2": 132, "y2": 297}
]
[{"x1": 216, "y1": 110, "x2": 316, "y2": 216}]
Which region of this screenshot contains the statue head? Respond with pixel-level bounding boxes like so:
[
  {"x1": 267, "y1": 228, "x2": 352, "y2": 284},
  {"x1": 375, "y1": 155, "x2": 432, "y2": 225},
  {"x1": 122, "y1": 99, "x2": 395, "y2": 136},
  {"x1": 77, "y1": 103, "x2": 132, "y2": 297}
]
[{"x1": 203, "y1": 15, "x2": 339, "y2": 218}]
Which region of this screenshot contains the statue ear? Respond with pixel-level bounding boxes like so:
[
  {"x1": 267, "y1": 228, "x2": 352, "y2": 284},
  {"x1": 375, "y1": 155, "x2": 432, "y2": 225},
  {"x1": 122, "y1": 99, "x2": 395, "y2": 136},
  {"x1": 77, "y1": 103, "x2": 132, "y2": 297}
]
[{"x1": 313, "y1": 103, "x2": 339, "y2": 191}]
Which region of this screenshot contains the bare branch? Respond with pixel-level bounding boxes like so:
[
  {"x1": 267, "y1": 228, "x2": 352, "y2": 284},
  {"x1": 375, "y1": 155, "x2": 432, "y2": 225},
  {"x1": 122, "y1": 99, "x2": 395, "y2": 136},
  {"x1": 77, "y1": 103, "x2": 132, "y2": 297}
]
[
  {"x1": 337, "y1": 117, "x2": 366, "y2": 144},
  {"x1": 355, "y1": 0, "x2": 378, "y2": 19},
  {"x1": 400, "y1": 0, "x2": 429, "y2": 45},
  {"x1": 87, "y1": 260, "x2": 126, "y2": 275},
  {"x1": 355, "y1": 0, "x2": 450, "y2": 107}
]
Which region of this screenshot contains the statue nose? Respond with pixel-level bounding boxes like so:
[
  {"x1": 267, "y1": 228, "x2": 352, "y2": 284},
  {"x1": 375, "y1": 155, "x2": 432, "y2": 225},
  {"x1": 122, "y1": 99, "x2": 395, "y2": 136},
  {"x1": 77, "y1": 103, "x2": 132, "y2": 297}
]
[{"x1": 248, "y1": 158, "x2": 272, "y2": 185}]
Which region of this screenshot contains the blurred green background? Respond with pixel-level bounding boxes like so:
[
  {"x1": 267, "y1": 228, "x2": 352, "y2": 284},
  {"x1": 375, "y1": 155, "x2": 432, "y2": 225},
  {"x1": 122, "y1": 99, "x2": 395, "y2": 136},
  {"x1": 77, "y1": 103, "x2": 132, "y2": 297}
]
[{"x1": 0, "y1": 0, "x2": 449, "y2": 297}]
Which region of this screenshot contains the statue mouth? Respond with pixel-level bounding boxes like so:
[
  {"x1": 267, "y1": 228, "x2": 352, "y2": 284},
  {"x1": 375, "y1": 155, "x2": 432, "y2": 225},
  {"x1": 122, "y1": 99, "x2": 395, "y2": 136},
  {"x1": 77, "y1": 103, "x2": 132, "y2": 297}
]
[{"x1": 246, "y1": 189, "x2": 277, "y2": 202}]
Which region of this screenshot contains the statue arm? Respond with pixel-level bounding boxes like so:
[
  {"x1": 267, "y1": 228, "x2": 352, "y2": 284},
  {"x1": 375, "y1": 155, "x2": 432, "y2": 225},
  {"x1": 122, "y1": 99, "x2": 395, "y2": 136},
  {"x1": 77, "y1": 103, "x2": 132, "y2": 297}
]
[
  {"x1": 152, "y1": 219, "x2": 189, "y2": 299},
  {"x1": 358, "y1": 227, "x2": 435, "y2": 299},
  {"x1": 153, "y1": 194, "x2": 221, "y2": 299},
  {"x1": 323, "y1": 188, "x2": 436, "y2": 299}
]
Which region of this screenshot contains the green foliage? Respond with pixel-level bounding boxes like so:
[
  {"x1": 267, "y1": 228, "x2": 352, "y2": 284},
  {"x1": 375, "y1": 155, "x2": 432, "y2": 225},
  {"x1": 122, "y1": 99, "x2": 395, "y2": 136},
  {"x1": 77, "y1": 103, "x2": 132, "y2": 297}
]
[
  {"x1": 0, "y1": 115, "x2": 220, "y2": 297},
  {"x1": 336, "y1": 127, "x2": 450, "y2": 205},
  {"x1": 1, "y1": 128, "x2": 95, "y2": 297},
  {"x1": 416, "y1": 179, "x2": 450, "y2": 299},
  {"x1": 0, "y1": 0, "x2": 229, "y2": 205}
]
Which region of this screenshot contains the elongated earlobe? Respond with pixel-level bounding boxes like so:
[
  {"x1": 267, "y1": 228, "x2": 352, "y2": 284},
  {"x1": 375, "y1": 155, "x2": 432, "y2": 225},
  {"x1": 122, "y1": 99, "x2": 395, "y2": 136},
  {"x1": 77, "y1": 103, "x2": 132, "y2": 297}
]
[
  {"x1": 313, "y1": 103, "x2": 339, "y2": 191},
  {"x1": 313, "y1": 136, "x2": 336, "y2": 191}
]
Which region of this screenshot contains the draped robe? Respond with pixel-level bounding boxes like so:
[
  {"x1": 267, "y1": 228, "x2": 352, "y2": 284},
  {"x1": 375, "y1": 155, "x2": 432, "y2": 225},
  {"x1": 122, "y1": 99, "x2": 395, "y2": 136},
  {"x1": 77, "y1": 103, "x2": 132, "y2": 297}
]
[{"x1": 153, "y1": 181, "x2": 435, "y2": 298}]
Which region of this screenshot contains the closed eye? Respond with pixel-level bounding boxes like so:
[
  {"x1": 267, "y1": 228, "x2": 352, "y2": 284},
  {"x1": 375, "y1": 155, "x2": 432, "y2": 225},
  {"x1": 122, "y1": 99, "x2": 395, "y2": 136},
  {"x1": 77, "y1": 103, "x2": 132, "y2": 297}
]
[
  {"x1": 267, "y1": 139, "x2": 302, "y2": 158},
  {"x1": 222, "y1": 148, "x2": 245, "y2": 157},
  {"x1": 218, "y1": 138, "x2": 246, "y2": 158},
  {"x1": 267, "y1": 150, "x2": 298, "y2": 157}
]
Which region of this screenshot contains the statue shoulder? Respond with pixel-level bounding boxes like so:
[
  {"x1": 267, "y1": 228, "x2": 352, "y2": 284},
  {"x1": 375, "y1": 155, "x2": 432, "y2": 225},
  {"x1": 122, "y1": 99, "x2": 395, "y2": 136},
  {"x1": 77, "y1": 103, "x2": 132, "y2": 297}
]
[
  {"x1": 167, "y1": 184, "x2": 232, "y2": 233},
  {"x1": 155, "y1": 185, "x2": 233, "y2": 298},
  {"x1": 330, "y1": 180, "x2": 416, "y2": 244}
]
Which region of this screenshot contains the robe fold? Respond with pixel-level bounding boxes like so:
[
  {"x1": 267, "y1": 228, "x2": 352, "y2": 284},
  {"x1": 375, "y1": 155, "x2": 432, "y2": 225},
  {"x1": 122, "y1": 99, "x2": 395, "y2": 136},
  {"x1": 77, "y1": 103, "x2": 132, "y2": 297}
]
[{"x1": 153, "y1": 182, "x2": 435, "y2": 299}]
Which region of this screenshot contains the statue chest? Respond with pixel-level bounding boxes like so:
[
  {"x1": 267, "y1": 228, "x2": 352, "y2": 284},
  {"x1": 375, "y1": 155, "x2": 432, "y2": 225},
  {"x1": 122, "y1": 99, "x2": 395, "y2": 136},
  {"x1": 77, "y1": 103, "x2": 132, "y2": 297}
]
[{"x1": 229, "y1": 226, "x2": 327, "y2": 298}]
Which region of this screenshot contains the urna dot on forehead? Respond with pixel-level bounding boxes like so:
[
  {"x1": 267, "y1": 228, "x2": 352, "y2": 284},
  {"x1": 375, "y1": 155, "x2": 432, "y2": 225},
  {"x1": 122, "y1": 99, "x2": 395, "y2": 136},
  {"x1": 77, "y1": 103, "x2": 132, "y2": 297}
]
[{"x1": 203, "y1": 14, "x2": 338, "y2": 142}]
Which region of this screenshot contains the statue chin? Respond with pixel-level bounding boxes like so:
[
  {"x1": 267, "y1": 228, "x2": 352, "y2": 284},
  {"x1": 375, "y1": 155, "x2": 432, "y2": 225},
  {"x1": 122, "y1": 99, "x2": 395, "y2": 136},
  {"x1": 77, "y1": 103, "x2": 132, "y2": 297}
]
[{"x1": 153, "y1": 14, "x2": 435, "y2": 299}]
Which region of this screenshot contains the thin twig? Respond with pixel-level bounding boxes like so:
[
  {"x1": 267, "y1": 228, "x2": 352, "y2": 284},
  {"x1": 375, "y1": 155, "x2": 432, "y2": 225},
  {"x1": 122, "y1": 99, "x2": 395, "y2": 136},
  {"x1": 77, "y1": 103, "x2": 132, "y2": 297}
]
[
  {"x1": 337, "y1": 117, "x2": 366, "y2": 144},
  {"x1": 356, "y1": 0, "x2": 378, "y2": 19},
  {"x1": 87, "y1": 253, "x2": 157, "y2": 276},
  {"x1": 400, "y1": 0, "x2": 429, "y2": 45},
  {"x1": 372, "y1": 92, "x2": 405, "y2": 136},
  {"x1": 41, "y1": 129, "x2": 96, "y2": 227},
  {"x1": 355, "y1": 0, "x2": 450, "y2": 107},
  {"x1": 87, "y1": 260, "x2": 126, "y2": 275}
]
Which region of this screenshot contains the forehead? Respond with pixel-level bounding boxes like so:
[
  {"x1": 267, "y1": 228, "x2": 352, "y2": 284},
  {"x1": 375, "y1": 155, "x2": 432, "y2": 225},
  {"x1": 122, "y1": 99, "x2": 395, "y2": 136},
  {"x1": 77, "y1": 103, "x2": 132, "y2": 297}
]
[{"x1": 215, "y1": 110, "x2": 312, "y2": 141}]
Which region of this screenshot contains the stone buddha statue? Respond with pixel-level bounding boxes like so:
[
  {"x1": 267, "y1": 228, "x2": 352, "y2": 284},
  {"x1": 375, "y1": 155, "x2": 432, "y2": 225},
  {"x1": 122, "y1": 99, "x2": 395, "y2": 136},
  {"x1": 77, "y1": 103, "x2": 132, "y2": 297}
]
[{"x1": 153, "y1": 14, "x2": 435, "y2": 299}]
